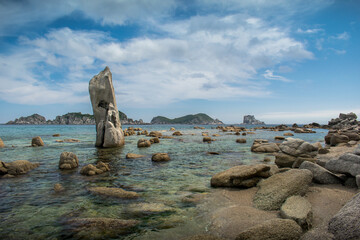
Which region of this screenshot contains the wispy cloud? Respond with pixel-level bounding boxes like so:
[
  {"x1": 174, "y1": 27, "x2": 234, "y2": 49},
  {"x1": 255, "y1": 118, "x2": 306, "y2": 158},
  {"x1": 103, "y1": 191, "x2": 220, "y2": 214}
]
[
  {"x1": 329, "y1": 48, "x2": 346, "y2": 55},
  {"x1": 263, "y1": 70, "x2": 291, "y2": 82},
  {"x1": 331, "y1": 32, "x2": 350, "y2": 40},
  {"x1": 297, "y1": 28, "x2": 324, "y2": 34}
]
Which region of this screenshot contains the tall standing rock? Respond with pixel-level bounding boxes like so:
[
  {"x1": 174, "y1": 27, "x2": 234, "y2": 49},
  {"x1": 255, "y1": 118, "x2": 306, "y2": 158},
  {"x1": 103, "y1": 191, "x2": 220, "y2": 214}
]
[{"x1": 89, "y1": 67, "x2": 125, "y2": 147}]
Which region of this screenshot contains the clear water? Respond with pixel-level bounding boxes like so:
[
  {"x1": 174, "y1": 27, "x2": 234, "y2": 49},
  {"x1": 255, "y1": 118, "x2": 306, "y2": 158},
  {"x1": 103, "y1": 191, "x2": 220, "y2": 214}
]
[{"x1": 0, "y1": 124, "x2": 327, "y2": 239}]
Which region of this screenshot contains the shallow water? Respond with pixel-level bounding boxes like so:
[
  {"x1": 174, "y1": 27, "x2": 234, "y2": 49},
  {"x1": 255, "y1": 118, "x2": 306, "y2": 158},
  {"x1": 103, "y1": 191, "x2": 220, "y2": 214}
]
[{"x1": 0, "y1": 124, "x2": 327, "y2": 239}]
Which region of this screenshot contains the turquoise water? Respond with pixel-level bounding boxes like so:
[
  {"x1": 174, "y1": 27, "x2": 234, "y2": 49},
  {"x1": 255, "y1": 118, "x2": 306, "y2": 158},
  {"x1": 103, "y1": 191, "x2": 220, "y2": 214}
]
[{"x1": 0, "y1": 125, "x2": 327, "y2": 239}]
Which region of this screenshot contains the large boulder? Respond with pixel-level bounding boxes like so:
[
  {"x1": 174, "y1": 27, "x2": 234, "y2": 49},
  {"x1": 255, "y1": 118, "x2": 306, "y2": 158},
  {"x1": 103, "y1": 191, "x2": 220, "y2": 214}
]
[
  {"x1": 31, "y1": 136, "x2": 44, "y2": 147},
  {"x1": 328, "y1": 193, "x2": 360, "y2": 240},
  {"x1": 251, "y1": 140, "x2": 280, "y2": 153},
  {"x1": 211, "y1": 164, "x2": 277, "y2": 188},
  {"x1": 235, "y1": 219, "x2": 302, "y2": 240},
  {"x1": 330, "y1": 134, "x2": 349, "y2": 146},
  {"x1": 279, "y1": 138, "x2": 318, "y2": 157},
  {"x1": 325, "y1": 153, "x2": 360, "y2": 177},
  {"x1": 0, "y1": 137, "x2": 4, "y2": 148},
  {"x1": 275, "y1": 153, "x2": 297, "y2": 168},
  {"x1": 280, "y1": 195, "x2": 312, "y2": 230},
  {"x1": 299, "y1": 161, "x2": 342, "y2": 184},
  {"x1": 80, "y1": 161, "x2": 110, "y2": 176},
  {"x1": 88, "y1": 187, "x2": 139, "y2": 199},
  {"x1": 59, "y1": 152, "x2": 79, "y2": 170},
  {"x1": 89, "y1": 67, "x2": 125, "y2": 148},
  {"x1": 253, "y1": 169, "x2": 313, "y2": 210},
  {"x1": 0, "y1": 160, "x2": 39, "y2": 176}
]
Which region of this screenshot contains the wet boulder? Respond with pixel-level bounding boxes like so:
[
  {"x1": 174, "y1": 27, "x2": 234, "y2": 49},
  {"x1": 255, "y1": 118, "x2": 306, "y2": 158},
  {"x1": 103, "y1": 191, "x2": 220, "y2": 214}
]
[
  {"x1": 31, "y1": 136, "x2": 44, "y2": 147},
  {"x1": 126, "y1": 153, "x2": 145, "y2": 159},
  {"x1": 236, "y1": 138, "x2": 247, "y2": 143},
  {"x1": 149, "y1": 131, "x2": 162, "y2": 137},
  {"x1": 150, "y1": 137, "x2": 160, "y2": 144},
  {"x1": 80, "y1": 162, "x2": 110, "y2": 176},
  {"x1": 152, "y1": 153, "x2": 170, "y2": 162},
  {"x1": 137, "y1": 139, "x2": 151, "y2": 148},
  {"x1": 59, "y1": 152, "x2": 79, "y2": 170},
  {"x1": 0, "y1": 137, "x2": 4, "y2": 148},
  {"x1": 0, "y1": 160, "x2": 39, "y2": 177},
  {"x1": 211, "y1": 164, "x2": 277, "y2": 188},
  {"x1": 172, "y1": 131, "x2": 183, "y2": 136}
]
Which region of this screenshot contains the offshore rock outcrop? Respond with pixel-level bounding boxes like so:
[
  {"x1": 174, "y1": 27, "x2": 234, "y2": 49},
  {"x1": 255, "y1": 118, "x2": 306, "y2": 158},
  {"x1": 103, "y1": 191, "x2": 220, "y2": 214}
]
[
  {"x1": 6, "y1": 114, "x2": 47, "y2": 125},
  {"x1": 243, "y1": 115, "x2": 265, "y2": 125},
  {"x1": 89, "y1": 66, "x2": 125, "y2": 147}
]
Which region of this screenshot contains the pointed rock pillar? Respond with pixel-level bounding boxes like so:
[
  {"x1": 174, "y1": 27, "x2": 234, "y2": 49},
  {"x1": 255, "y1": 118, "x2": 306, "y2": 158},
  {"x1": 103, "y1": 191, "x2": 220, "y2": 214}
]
[{"x1": 89, "y1": 66, "x2": 125, "y2": 147}]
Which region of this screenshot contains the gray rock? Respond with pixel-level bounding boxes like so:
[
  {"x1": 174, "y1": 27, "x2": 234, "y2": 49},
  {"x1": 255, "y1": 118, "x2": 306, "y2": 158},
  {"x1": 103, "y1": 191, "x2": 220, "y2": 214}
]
[
  {"x1": 182, "y1": 235, "x2": 225, "y2": 240},
  {"x1": 253, "y1": 169, "x2": 313, "y2": 210},
  {"x1": 325, "y1": 153, "x2": 360, "y2": 177},
  {"x1": 59, "y1": 152, "x2": 79, "y2": 170},
  {"x1": 211, "y1": 164, "x2": 277, "y2": 188},
  {"x1": 300, "y1": 228, "x2": 334, "y2": 240},
  {"x1": 356, "y1": 175, "x2": 360, "y2": 188},
  {"x1": 279, "y1": 138, "x2": 318, "y2": 157},
  {"x1": 235, "y1": 219, "x2": 302, "y2": 240},
  {"x1": 275, "y1": 153, "x2": 297, "y2": 168},
  {"x1": 89, "y1": 66, "x2": 125, "y2": 148},
  {"x1": 328, "y1": 193, "x2": 360, "y2": 240},
  {"x1": 299, "y1": 161, "x2": 342, "y2": 184},
  {"x1": 330, "y1": 134, "x2": 349, "y2": 146},
  {"x1": 280, "y1": 195, "x2": 312, "y2": 230},
  {"x1": 353, "y1": 145, "x2": 360, "y2": 156}
]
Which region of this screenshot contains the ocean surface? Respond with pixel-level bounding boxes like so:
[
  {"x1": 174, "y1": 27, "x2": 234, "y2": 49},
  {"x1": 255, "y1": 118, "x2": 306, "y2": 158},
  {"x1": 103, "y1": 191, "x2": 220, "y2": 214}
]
[{"x1": 0, "y1": 124, "x2": 327, "y2": 239}]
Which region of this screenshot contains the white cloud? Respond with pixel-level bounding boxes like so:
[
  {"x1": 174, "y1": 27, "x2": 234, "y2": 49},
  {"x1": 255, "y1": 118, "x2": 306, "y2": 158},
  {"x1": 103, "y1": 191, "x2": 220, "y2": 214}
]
[
  {"x1": 297, "y1": 28, "x2": 324, "y2": 34},
  {"x1": 0, "y1": 13, "x2": 314, "y2": 106},
  {"x1": 263, "y1": 70, "x2": 291, "y2": 82},
  {"x1": 331, "y1": 32, "x2": 350, "y2": 40},
  {"x1": 329, "y1": 48, "x2": 346, "y2": 55},
  {"x1": 259, "y1": 109, "x2": 360, "y2": 123}
]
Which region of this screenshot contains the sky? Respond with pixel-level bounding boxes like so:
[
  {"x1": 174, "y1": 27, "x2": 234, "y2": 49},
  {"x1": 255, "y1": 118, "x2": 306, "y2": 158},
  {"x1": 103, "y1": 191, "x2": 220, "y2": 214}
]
[{"x1": 0, "y1": 0, "x2": 359, "y2": 124}]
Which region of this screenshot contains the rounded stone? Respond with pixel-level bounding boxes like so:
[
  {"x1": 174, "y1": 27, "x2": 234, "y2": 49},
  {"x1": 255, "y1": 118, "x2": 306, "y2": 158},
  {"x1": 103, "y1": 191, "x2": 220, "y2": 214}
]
[{"x1": 59, "y1": 152, "x2": 79, "y2": 170}]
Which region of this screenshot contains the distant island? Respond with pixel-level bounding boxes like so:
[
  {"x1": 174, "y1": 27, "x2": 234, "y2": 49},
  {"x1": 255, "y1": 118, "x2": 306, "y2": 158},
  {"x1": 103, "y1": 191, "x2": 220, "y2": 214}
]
[
  {"x1": 243, "y1": 115, "x2": 265, "y2": 125},
  {"x1": 6, "y1": 112, "x2": 223, "y2": 125},
  {"x1": 150, "y1": 113, "x2": 223, "y2": 125},
  {"x1": 6, "y1": 112, "x2": 145, "y2": 125}
]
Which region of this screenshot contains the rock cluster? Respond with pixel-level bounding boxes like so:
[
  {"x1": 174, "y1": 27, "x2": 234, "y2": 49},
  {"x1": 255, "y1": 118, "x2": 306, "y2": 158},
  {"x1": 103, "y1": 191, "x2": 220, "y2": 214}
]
[
  {"x1": 243, "y1": 115, "x2": 265, "y2": 125},
  {"x1": 328, "y1": 112, "x2": 358, "y2": 129},
  {"x1": 275, "y1": 138, "x2": 318, "y2": 168},
  {"x1": 89, "y1": 66, "x2": 125, "y2": 148},
  {"x1": 80, "y1": 161, "x2": 110, "y2": 176}
]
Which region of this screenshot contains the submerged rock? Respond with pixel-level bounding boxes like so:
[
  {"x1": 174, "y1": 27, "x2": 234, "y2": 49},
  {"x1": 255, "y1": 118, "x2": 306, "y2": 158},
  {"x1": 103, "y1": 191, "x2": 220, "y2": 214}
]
[
  {"x1": 0, "y1": 160, "x2": 39, "y2": 176},
  {"x1": 31, "y1": 136, "x2": 44, "y2": 147},
  {"x1": 152, "y1": 153, "x2": 170, "y2": 162},
  {"x1": 211, "y1": 164, "x2": 277, "y2": 188},
  {"x1": 54, "y1": 183, "x2": 65, "y2": 192},
  {"x1": 126, "y1": 153, "x2": 145, "y2": 159},
  {"x1": 67, "y1": 217, "x2": 139, "y2": 238},
  {"x1": 280, "y1": 195, "x2": 312, "y2": 230},
  {"x1": 137, "y1": 138, "x2": 151, "y2": 148},
  {"x1": 88, "y1": 187, "x2": 139, "y2": 199},
  {"x1": 235, "y1": 219, "x2": 302, "y2": 240},
  {"x1": 328, "y1": 193, "x2": 360, "y2": 240},
  {"x1": 126, "y1": 203, "x2": 173, "y2": 215},
  {"x1": 89, "y1": 66, "x2": 125, "y2": 148},
  {"x1": 80, "y1": 162, "x2": 110, "y2": 176},
  {"x1": 253, "y1": 169, "x2": 313, "y2": 210},
  {"x1": 59, "y1": 152, "x2": 79, "y2": 170}
]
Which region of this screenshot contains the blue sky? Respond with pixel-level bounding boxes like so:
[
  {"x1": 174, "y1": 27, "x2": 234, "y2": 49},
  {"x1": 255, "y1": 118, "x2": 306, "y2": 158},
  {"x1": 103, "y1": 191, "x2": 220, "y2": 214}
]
[{"x1": 0, "y1": 0, "x2": 359, "y2": 124}]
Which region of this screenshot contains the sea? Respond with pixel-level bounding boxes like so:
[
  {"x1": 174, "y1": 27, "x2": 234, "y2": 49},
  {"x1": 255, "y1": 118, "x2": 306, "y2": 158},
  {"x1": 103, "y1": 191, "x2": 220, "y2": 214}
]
[{"x1": 0, "y1": 124, "x2": 328, "y2": 239}]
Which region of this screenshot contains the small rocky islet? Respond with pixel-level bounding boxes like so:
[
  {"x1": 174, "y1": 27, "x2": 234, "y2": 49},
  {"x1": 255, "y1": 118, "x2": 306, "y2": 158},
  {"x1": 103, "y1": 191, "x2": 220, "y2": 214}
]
[{"x1": 0, "y1": 67, "x2": 359, "y2": 239}]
